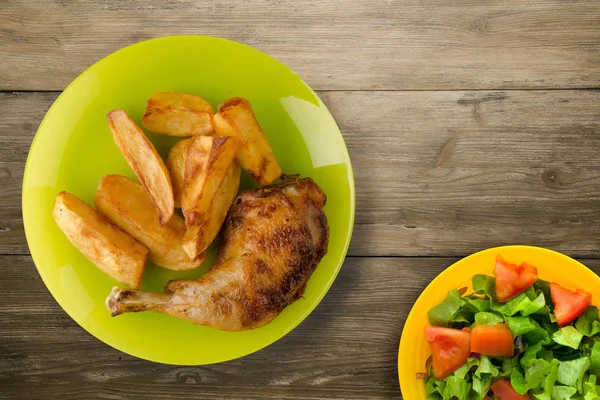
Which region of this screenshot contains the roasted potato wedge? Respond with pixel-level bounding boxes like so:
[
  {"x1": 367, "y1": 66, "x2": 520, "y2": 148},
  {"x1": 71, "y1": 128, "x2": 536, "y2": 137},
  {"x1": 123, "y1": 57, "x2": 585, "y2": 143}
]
[
  {"x1": 183, "y1": 161, "x2": 241, "y2": 259},
  {"x1": 95, "y1": 175, "x2": 205, "y2": 271},
  {"x1": 181, "y1": 135, "x2": 237, "y2": 218},
  {"x1": 142, "y1": 92, "x2": 214, "y2": 137},
  {"x1": 107, "y1": 109, "x2": 174, "y2": 224},
  {"x1": 53, "y1": 192, "x2": 148, "y2": 289},
  {"x1": 166, "y1": 137, "x2": 193, "y2": 208},
  {"x1": 212, "y1": 97, "x2": 282, "y2": 184},
  {"x1": 181, "y1": 135, "x2": 238, "y2": 259}
]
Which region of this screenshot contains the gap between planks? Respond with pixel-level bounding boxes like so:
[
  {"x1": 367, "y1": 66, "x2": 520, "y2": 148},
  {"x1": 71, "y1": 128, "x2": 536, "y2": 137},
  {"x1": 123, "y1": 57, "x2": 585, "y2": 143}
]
[{"x1": 1, "y1": 88, "x2": 600, "y2": 94}]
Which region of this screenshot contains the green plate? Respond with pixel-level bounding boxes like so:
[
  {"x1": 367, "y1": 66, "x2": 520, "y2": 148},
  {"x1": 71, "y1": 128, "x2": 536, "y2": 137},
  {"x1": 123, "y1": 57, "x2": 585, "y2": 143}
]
[{"x1": 22, "y1": 36, "x2": 355, "y2": 365}]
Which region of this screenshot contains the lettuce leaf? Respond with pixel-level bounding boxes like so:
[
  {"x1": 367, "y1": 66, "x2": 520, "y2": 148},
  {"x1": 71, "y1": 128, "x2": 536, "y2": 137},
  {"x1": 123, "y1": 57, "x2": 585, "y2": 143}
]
[
  {"x1": 552, "y1": 326, "x2": 584, "y2": 350},
  {"x1": 590, "y1": 340, "x2": 600, "y2": 374},
  {"x1": 557, "y1": 357, "x2": 590, "y2": 392},
  {"x1": 511, "y1": 367, "x2": 528, "y2": 394},
  {"x1": 475, "y1": 356, "x2": 499, "y2": 378},
  {"x1": 465, "y1": 297, "x2": 491, "y2": 313},
  {"x1": 551, "y1": 386, "x2": 577, "y2": 399},
  {"x1": 442, "y1": 375, "x2": 471, "y2": 399},
  {"x1": 472, "y1": 274, "x2": 495, "y2": 297},
  {"x1": 583, "y1": 374, "x2": 600, "y2": 400},
  {"x1": 472, "y1": 375, "x2": 492, "y2": 399},
  {"x1": 523, "y1": 320, "x2": 552, "y2": 346},
  {"x1": 427, "y1": 289, "x2": 465, "y2": 327},
  {"x1": 491, "y1": 291, "x2": 546, "y2": 317},
  {"x1": 576, "y1": 307, "x2": 600, "y2": 337},
  {"x1": 474, "y1": 312, "x2": 504, "y2": 326},
  {"x1": 506, "y1": 315, "x2": 537, "y2": 336}
]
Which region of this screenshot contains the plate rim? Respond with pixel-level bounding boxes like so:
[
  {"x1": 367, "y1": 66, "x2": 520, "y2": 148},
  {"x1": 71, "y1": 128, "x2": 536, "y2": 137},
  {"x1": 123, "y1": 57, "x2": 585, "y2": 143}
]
[{"x1": 22, "y1": 35, "x2": 356, "y2": 365}]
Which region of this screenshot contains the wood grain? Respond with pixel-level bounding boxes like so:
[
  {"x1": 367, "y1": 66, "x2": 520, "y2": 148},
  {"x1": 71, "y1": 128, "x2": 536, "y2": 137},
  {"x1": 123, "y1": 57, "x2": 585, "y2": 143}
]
[
  {"x1": 3, "y1": 90, "x2": 600, "y2": 257},
  {"x1": 1, "y1": 0, "x2": 600, "y2": 91},
  {"x1": 2, "y1": 255, "x2": 599, "y2": 399},
  {"x1": 3, "y1": 2, "x2": 600, "y2": 399},
  {"x1": 330, "y1": 89, "x2": 600, "y2": 257}
]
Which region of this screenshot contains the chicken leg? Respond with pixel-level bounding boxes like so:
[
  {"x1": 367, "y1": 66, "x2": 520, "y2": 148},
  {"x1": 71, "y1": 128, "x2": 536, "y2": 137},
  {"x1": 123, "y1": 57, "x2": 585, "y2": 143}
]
[{"x1": 106, "y1": 175, "x2": 329, "y2": 331}]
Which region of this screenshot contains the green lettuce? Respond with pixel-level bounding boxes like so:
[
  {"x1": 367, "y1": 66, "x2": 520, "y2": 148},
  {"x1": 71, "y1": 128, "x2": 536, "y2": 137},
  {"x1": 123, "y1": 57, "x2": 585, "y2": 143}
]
[
  {"x1": 472, "y1": 274, "x2": 495, "y2": 297},
  {"x1": 506, "y1": 315, "x2": 537, "y2": 336},
  {"x1": 474, "y1": 312, "x2": 504, "y2": 326},
  {"x1": 557, "y1": 357, "x2": 590, "y2": 392},
  {"x1": 491, "y1": 290, "x2": 546, "y2": 317},
  {"x1": 590, "y1": 340, "x2": 600, "y2": 374},
  {"x1": 551, "y1": 386, "x2": 577, "y2": 399},
  {"x1": 576, "y1": 307, "x2": 600, "y2": 337},
  {"x1": 553, "y1": 326, "x2": 585, "y2": 350},
  {"x1": 427, "y1": 289, "x2": 465, "y2": 327}
]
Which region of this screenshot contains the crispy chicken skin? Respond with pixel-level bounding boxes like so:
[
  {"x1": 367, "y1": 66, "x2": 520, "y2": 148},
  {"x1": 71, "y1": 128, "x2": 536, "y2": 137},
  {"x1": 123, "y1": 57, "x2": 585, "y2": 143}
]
[{"x1": 106, "y1": 175, "x2": 329, "y2": 331}]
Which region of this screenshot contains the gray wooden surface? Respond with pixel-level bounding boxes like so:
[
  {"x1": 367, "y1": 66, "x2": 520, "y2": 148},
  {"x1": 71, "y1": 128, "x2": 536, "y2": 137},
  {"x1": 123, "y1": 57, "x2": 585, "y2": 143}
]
[{"x1": 1, "y1": 1, "x2": 600, "y2": 399}]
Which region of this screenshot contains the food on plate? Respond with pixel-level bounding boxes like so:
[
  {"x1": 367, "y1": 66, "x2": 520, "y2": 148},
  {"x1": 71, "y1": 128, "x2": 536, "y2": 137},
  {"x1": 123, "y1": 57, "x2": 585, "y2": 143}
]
[
  {"x1": 421, "y1": 256, "x2": 598, "y2": 399},
  {"x1": 53, "y1": 192, "x2": 148, "y2": 289},
  {"x1": 495, "y1": 256, "x2": 538, "y2": 303},
  {"x1": 490, "y1": 379, "x2": 530, "y2": 400},
  {"x1": 183, "y1": 161, "x2": 241, "y2": 260},
  {"x1": 106, "y1": 175, "x2": 329, "y2": 331},
  {"x1": 107, "y1": 109, "x2": 174, "y2": 224},
  {"x1": 550, "y1": 282, "x2": 592, "y2": 327},
  {"x1": 95, "y1": 175, "x2": 204, "y2": 271},
  {"x1": 53, "y1": 93, "x2": 329, "y2": 329},
  {"x1": 166, "y1": 137, "x2": 193, "y2": 208},
  {"x1": 470, "y1": 323, "x2": 513, "y2": 357},
  {"x1": 213, "y1": 97, "x2": 282, "y2": 185},
  {"x1": 424, "y1": 326, "x2": 471, "y2": 380},
  {"x1": 181, "y1": 135, "x2": 239, "y2": 259},
  {"x1": 142, "y1": 92, "x2": 214, "y2": 137}
]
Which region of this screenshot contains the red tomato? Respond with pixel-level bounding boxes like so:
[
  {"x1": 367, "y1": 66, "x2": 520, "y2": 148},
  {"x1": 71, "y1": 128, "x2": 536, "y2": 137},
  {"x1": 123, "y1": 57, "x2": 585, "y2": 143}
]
[
  {"x1": 424, "y1": 326, "x2": 471, "y2": 380},
  {"x1": 550, "y1": 282, "x2": 592, "y2": 327},
  {"x1": 491, "y1": 379, "x2": 530, "y2": 400},
  {"x1": 495, "y1": 256, "x2": 538, "y2": 302},
  {"x1": 470, "y1": 323, "x2": 514, "y2": 357}
]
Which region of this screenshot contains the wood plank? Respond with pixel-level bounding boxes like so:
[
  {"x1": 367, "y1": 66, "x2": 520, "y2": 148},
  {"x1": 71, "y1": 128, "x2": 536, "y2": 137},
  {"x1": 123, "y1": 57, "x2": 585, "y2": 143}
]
[
  {"x1": 0, "y1": 92, "x2": 52, "y2": 255},
  {"x1": 1, "y1": 0, "x2": 599, "y2": 91},
  {"x1": 2, "y1": 90, "x2": 600, "y2": 257},
  {"x1": 3, "y1": 255, "x2": 600, "y2": 399},
  {"x1": 0, "y1": 256, "x2": 414, "y2": 399},
  {"x1": 328, "y1": 89, "x2": 600, "y2": 257},
  {"x1": 0, "y1": 205, "x2": 27, "y2": 255}
]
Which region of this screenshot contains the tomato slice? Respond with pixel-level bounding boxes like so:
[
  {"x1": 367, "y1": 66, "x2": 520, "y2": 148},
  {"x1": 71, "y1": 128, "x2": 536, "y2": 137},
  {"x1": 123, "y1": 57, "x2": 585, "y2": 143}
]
[
  {"x1": 491, "y1": 379, "x2": 530, "y2": 399},
  {"x1": 550, "y1": 282, "x2": 592, "y2": 327},
  {"x1": 424, "y1": 326, "x2": 471, "y2": 380},
  {"x1": 471, "y1": 323, "x2": 514, "y2": 357},
  {"x1": 495, "y1": 256, "x2": 538, "y2": 302}
]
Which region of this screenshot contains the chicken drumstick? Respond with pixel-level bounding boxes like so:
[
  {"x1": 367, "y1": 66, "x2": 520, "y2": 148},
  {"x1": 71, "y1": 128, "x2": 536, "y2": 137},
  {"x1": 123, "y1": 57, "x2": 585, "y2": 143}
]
[{"x1": 106, "y1": 175, "x2": 329, "y2": 331}]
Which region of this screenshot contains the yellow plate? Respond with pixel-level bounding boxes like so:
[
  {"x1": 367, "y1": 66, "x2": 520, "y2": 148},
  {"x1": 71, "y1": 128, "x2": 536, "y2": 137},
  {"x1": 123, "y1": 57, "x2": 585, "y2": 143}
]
[{"x1": 398, "y1": 245, "x2": 600, "y2": 398}]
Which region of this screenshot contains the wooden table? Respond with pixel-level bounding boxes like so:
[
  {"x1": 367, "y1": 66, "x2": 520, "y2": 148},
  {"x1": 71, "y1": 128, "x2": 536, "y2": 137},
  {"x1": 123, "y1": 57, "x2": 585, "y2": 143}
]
[{"x1": 1, "y1": 1, "x2": 600, "y2": 399}]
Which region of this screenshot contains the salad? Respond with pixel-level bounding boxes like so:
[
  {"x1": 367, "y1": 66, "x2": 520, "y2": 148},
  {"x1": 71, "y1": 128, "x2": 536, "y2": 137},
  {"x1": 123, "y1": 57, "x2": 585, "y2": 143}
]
[{"x1": 421, "y1": 255, "x2": 600, "y2": 400}]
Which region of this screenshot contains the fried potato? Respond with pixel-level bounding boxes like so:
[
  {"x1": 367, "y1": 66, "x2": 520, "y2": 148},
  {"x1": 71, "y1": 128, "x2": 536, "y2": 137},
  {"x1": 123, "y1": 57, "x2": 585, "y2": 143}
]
[
  {"x1": 95, "y1": 175, "x2": 205, "y2": 271},
  {"x1": 183, "y1": 161, "x2": 241, "y2": 259},
  {"x1": 181, "y1": 135, "x2": 237, "y2": 217},
  {"x1": 181, "y1": 135, "x2": 238, "y2": 259},
  {"x1": 166, "y1": 137, "x2": 193, "y2": 208},
  {"x1": 212, "y1": 97, "x2": 282, "y2": 185},
  {"x1": 142, "y1": 92, "x2": 214, "y2": 137},
  {"x1": 107, "y1": 109, "x2": 174, "y2": 224},
  {"x1": 53, "y1": 192, "x2": 148, "y2": 289}
]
